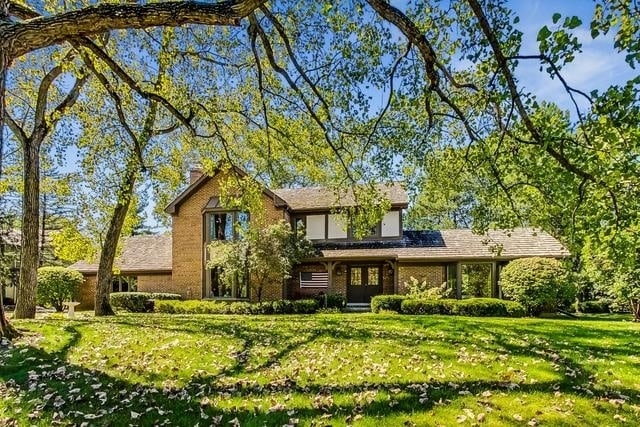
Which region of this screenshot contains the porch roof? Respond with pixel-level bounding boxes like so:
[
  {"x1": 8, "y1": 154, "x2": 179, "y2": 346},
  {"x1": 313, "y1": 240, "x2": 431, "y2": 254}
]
[{"x1": 314, "y1": 228, "x2": 570, "y2": 262}]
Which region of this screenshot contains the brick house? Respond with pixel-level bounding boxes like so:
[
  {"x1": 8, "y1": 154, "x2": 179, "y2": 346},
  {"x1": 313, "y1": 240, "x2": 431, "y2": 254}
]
[{"x1": 72, "y1": 167, "x2": 569, "y2": 308}]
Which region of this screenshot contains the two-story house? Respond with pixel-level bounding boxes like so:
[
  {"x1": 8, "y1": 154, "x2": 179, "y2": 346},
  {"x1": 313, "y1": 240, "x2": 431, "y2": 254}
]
[{"x1": 72, "y1": 166, "x2": 569, "y2": 309}]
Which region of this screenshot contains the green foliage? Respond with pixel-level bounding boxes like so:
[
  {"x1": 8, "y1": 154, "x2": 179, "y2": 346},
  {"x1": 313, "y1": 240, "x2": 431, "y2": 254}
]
[
  {"x1": 403, "y1": 277, "x2": 451, "y2": 299},
  {"x1": 36, "y1": 267, "x2": 83, "y2": 312},
  {"x1": 576, "y1": 299, "x2": 611, "y2": 314},
  {"x1": 612, "y1": 267, "x2": 640, "y2": 321},
  {"x1": 110, "y1": 292, "x2": 182, "y2": 313},
  {"x1": 371, "y1": 295, "x2": 406, "y2": 313},
  {"x1": 50, "y1": 222, "x2": 96, "y2": 264},
  {"x1": 500, "y1": 257, "x2": 575, "y2": 315},
  {"x1": 208, "y1": 220, "x2": 314, "y2": 302},
  {"x1": 313, "y1": 293, "x2": 346, "y2": 310},
  {"x1": 399, "y1": 298, "x2": 525, "y2": 317},
  {"x1": 401, "y1": 299, "x2": 451, "y2": 315},
  {"x1": 293, "y1": 299, "x2": 319, "y2": 314},
  {"x1": 154, "y1": 299, "x2": 320, "y2": 315}
]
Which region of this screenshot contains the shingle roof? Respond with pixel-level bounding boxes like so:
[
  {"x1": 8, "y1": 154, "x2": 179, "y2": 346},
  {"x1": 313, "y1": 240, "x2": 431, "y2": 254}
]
[
  {"x1": 70, "y1": 235, "x2": 172, "y2": 274},
  {"x1": 273, "y1": 182, "x2": 408, "y2": 211},
  {"x1": 315, "y1": 228, "x2": 569, "y2": 261}
]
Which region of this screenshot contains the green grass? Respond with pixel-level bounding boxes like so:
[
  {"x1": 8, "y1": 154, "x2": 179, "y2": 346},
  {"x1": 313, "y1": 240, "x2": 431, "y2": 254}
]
[{"x1": 1, "y1": 313, "x2": 639, "y2": 426}]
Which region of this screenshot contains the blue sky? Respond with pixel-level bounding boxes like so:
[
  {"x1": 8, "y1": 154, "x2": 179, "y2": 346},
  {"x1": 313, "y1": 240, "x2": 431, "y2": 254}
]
[{"x1": 510, "y1": 1, "x2": 635, "y2": 112}]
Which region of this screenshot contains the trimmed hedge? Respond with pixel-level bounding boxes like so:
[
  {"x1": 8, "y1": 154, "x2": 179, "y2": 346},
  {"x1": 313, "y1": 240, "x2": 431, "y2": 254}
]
[
  {"x1": 155, "y1": 298, "x2": 320, "y2": 315},
  {"x1": 314, "y1": 293, "x2": 346, "y2": 310},
  {"x1": 400, "y1": 298, "x2": 525, "y2": 317},
  {"x1": 371, "y1": 295, "x2": 406, "y2": 313},
  {"x1": 110, "y1": 292, "x2": 183, "y2": 313}
]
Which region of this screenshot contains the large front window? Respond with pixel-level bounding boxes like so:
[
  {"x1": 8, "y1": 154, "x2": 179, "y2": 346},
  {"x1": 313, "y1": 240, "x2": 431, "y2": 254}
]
[
  {"x1": 204, "y1": 210, "x2": 250, "y2": 299},
  {"x1": 208, "y1": 267, "x2": 248, "y2": 299},
  {"x1": 205, "y1": 211, "x2": 249, "y2": 242}
]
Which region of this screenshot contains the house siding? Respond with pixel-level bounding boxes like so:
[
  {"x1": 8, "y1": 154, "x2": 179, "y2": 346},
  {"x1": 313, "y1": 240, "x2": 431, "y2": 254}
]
[
  {"x1": 137, "y1": 273, "x2": 175, "y2": 294},
  {"x1": 78, "y1": 275, "x2": 96, "y2": 310},
  {"x1": 171, "y1": 171, "x2": 288, "y2": 301},
  {"x1": 397, "y1": 263, "x2": 446, "y2": 294}
]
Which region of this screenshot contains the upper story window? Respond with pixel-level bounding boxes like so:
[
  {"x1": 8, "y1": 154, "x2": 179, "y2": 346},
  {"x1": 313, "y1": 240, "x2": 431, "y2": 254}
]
[
  {"x1": 293, "y1": 210, "x2": 401, "y2": 241},
  {"x1": 205, "y1": 211, "x2": 249, "y2": 242}
]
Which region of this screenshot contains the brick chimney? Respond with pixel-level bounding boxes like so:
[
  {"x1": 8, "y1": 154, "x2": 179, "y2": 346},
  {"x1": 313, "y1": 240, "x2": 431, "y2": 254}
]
[{"x1": 189, "y1": 164, "x2": 204, "y2": 184}]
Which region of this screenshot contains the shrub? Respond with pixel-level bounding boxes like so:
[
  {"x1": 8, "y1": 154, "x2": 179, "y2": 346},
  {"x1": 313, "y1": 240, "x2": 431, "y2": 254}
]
[
  {"x1": 576, "y1": 299, "x2": 611, "y2": 314},
  {"x1": 314, "y1": 293, "x2": 346, "y2": 310},
  {"x1": 401, "y1": 299, "x2": 451, "y2": 315},
  {"x1": 37, "y1": 267, "x2": 83, "y2": 312},
  {"x1": 250, "y1": 301, "x2": 275, "y2": 315},
  {"x1": 449, "y1": 298, "x2": 525, "y2": 317},
  {"x1": 400, "y1": 298, "x2": 524, "y2": 317},
  {"x1": 111, "y1": 292, "x2": 182, "y2": 313},
  {"x1": 272, "y1": 299, "x2": 294, "y2": 314},
  {"x1": 293, "y1": 299, "x2": 319, "y2": 314},
  {"x1": 403, "y1": 277, "x2": 451, "y2": 299},
  {"x1": 154, "y1": 299, "x2": 321, "y2": 315},
  {"x1": 500, "y1": 257, "x2": 575, "y2": 316},
  {"x1": 371, "y1": 295, "x2": 406, "y2": 313}
]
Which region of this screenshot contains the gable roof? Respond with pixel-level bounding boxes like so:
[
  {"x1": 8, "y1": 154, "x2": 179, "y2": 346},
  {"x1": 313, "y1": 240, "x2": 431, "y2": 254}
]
[
  {"x1": 315, "y1": 228, "x2": 569, "y2": 261},
  {"x1": 70, "y1": 235, "x2": 172, "y2": 274},
  {"x1": 164, "y1": 165, "x2": 288, "y2": 215},
  {"x1": 273, "y1": 182, "x2": 408, "y2": 211}
]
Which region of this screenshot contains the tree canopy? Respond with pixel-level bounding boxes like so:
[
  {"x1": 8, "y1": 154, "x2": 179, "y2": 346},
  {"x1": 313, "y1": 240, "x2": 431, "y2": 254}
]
[{"x1": 0, "y1": 0, "x2": 639, "y2": 325}]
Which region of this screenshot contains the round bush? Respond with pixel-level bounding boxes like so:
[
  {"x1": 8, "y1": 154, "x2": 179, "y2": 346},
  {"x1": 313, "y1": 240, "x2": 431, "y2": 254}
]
[
  {"x1": 37, "y1": 267, "x2": 84, "y2": 312},
  {"x1": 500, "y1": 257, "x2": 574, "y2": 316}
]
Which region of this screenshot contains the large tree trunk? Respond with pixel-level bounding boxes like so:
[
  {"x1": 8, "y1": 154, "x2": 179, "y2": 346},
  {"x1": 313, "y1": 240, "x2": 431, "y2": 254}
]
[
  {"x1": 95, "y1": 169, "x2": 136, "y2": 316},
  {"x1": 14, "y1": 140, "x2": 40, "y2": 319},
  {"x1": 0, "y1": 22, "x2": 18, "y2": 338}
]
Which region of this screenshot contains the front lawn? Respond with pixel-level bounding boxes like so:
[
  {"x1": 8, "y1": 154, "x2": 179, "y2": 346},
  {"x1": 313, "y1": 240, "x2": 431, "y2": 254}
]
[{"x1": 1, "y1": 313, "x2": 639, "y2": 426}]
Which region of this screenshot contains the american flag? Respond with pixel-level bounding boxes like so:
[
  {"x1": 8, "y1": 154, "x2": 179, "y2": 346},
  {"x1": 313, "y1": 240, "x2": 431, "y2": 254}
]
[{"x1": 300, "y1": 272, "x2": 329, "y2": 287}]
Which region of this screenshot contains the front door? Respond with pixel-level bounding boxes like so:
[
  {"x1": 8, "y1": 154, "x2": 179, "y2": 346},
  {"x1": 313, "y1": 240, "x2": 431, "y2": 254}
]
[{"x1": 347, "y1": 265, "x2": 382, "y2": 303}]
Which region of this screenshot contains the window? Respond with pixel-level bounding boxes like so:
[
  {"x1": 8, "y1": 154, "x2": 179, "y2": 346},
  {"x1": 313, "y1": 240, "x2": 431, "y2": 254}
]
[
  {"x1": 208, "y1": 267, "x2": 249, "y2": 299},
  {"x1": 367, "y1": 267, "x2": 379, "y2": 286},
  {"x1": 300, "y1": 271, "x2": 329, "y2": 288},
  {"x1": 350, "y1": 268, "x2": 362, "y2": 286},
  {"x1": 349, "y1": 266, "x2": 381, "y2": 287},
  {"x1": 205, "y1": 211, "x2": 249, "y2": 242},
  {"x1": 112, "y1": 275, "x2": 136, "y2": 293}
]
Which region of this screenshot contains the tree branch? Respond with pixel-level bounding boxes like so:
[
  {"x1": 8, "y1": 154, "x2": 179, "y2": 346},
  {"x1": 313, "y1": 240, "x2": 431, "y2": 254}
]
[{"x1": 2, "y1": 0, "x2": 266, "y2": 60}]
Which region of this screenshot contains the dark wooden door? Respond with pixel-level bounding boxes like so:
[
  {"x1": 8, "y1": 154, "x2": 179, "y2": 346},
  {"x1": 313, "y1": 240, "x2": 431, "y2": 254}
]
[{"x1": 347, "y1": 265, "x2": 382, "y2": 303}]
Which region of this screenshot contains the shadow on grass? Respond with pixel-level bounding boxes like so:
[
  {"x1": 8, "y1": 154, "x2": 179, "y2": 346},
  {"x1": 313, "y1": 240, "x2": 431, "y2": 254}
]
[{"x1": 1, "y1": 316, "x2": 638, "y2": 426}]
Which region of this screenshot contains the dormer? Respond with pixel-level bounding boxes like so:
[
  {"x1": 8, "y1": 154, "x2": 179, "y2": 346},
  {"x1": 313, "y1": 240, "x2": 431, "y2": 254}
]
[{"x1": 273, "y1": 183, "x2": 408, "y2": 242}]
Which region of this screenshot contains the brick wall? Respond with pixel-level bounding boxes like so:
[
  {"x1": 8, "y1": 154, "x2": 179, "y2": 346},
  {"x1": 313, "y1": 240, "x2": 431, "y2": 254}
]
[
  {"x1": 78, "y1": 275, "x2": 96, "y2": 310},
  {"x1": 288, "y1": 263, "x2": 330, "y2": 299},
  {"x1": 136, "y1": 273, "x2": 175, "y2": 294},
  {"x1": 171, "y1": 171, "x2": 288, "y2": 300},
  {"x1": 288, "y1": 261, "x2": 395, "y2": 301},
  {"x1": 397, "y1": 263, "x2": 446, "y2": 294}
]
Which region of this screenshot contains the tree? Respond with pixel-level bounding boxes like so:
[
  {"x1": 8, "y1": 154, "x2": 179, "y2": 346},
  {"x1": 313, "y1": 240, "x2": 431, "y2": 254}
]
[
  {"x1": 1, "y1": 0, "x2": 637, "y2": 332},
  {"x1": 613, "y1": 266, "x2": 640, "y2": 322},
  {"x1": 208, "y1": 220, "x2": 313, "y2": 302},
  {"x1": 36, "y1": 266, "x2": 83, "y2": 312},
  {"x1": 5, "y1": 58, "x2": 86, "y2": 319}
]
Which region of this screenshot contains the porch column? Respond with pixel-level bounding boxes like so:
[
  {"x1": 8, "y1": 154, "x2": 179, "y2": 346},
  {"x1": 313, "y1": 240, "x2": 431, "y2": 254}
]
[
  {"x1": 327, "y1": 261, "x2": 334, "y2": 291},
  {"x1": 456, "y1": 262, "x2": 462, "y2": 299},
  {"x1": 393, "y1": 260, "x2": 399, "y2": 294}
]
